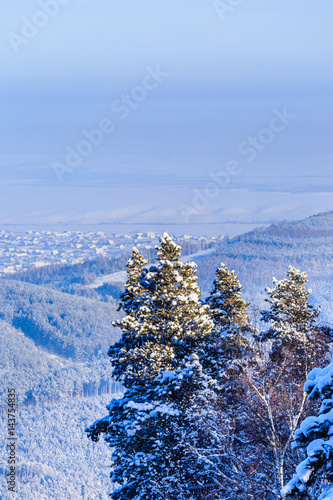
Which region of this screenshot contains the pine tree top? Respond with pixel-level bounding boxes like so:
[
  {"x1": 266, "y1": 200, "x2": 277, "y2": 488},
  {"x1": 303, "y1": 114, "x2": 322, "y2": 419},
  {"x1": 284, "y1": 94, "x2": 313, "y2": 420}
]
[
  {"x1": 261, "y1": 265, "x2": 320, "y2": 341},
  {"x1": 110, "y1": 235, "x2": 214, "y2": 388},
  {"x1": 206, "y1": 262, "x2": 249, "y2": 329},
  {"x1": 117, "y1": 247, "x2": 149, "y2": 315},
  {"x1": 156, "y1": 233, "x2": 181, "y2": 262}
]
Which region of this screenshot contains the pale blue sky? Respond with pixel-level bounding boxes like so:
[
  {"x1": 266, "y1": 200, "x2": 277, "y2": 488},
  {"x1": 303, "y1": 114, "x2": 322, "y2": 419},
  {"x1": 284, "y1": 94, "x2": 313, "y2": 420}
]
[{"x1": 1, "y1": 1, "x2": 333, "y2": 230}]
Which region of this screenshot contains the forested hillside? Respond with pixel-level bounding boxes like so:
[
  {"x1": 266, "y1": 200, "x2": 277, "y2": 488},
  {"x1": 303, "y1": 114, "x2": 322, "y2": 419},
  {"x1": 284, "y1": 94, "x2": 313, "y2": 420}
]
[
  {"x1": 0, "y1": 279, "x2": 121, "y2": 359},
  {"x1": 0, "y1": 280, "x2": 123, "y2": 413},
  {"x1": 0, "y1": 396, "x2": 115, "y2": 499},
  {"x1": 0, "y1": 281, "x2": 123, "y2": 498}
]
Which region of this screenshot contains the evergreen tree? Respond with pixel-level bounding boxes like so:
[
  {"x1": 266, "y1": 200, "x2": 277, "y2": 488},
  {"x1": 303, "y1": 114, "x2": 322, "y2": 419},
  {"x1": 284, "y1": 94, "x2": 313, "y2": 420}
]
[
  {"x1": 109, "y1": 247, "x2": 149, "y2": 387},
  {"x1": 282, "y1": 361, "x2": 333, "y2": 500},
  {"x1": 116, "y1": 247, "x2": 149, "y2": 316},
  {"x1": 206, "y1": 263, "x2": 249, "y2": 330},
  {"x1": 86, "y1": 234, "x2": 216, "y2": 500},
  {"x1": 259, "y1": 266, "x2": 324, "y2": 385},
  {"x1": 261, "y1": 266, "x2": 320, "y2": 343},
  {"x1": 183, "y1": 263, "x2": 255, "y2": 499},
  {"x1": 204, "y1": 262, "x2": 252, "y2": 381}
]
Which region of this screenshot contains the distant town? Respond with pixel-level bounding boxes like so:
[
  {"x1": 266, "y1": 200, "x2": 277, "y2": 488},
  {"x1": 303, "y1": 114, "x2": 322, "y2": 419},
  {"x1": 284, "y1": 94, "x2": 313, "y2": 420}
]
[{"x1": 0, "y1": 230, "x2": 223, "y2": 276}]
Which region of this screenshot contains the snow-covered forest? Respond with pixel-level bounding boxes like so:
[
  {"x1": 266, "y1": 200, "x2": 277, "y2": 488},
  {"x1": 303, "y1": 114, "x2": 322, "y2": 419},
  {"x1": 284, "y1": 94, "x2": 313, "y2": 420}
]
[
  {"x1": 1, "y1": 211, "x2": 333, "y2": 499},
  {"x1": 87, "y1": 231, "x2": 333, "y2": 499}
]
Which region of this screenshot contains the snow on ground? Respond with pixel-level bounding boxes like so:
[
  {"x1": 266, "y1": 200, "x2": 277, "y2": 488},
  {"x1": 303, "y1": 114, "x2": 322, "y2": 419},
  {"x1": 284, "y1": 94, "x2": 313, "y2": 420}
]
[{"x1": 87, "y1": 271, "x2": 127, "y2": 289}]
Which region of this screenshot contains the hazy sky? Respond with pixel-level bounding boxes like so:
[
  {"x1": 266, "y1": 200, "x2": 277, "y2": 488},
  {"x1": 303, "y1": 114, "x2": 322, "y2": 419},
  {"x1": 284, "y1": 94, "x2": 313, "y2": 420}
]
[{"x1": 1, "y1": 1, "x2": 333, "y2": 231}]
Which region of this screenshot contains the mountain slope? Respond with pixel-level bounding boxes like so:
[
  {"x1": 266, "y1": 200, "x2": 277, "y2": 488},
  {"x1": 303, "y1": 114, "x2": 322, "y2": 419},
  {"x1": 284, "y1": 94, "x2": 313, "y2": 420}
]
[{"x1": 0, "y1": 280, "x2": 121, "y2": 360}]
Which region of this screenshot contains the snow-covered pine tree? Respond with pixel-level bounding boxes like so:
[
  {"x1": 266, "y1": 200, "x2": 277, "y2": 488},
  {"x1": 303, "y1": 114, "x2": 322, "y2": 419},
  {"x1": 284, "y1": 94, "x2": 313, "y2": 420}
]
[
  {"x1": 204, "y1": 262, "x2": 252, "y2": 380},
  {"x1": 259, "y1": 265, "x2": 327, "y2": 393},
  {"x1": 108, "y1": 247, "x2": 149, "y2": 387},
  {"x1": 86, "y1": 234, "x2": 216, "y2": 500},
  {"x1": 206, "y1": 263, "x2": 249, "y2": 329},
  {"x1": 282, "y1": 361, "x2": 333, "y2": 500},
  {"x1": 116, "y1": 247, "x2": 148, "y2": 315},
  {"x1": 261, "y1": 266, "x2": 320, "y2": 344}
]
